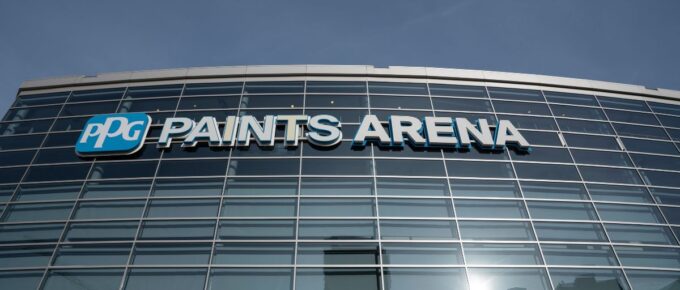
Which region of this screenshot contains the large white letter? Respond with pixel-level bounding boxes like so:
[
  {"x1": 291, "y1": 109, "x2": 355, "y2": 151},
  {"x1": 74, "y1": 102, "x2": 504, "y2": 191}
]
[
  {"x1": 158, "y1": 117, "x2": 194, "y2": 148},
  {"x1": 183, "y1": 116, "x2": 222, "y2": 147},
  {"x1": 353, "y1": 115, "x2": 391, "y2": 146},
  {"x1": 222, "y1": 116, "x2": 240, "y2": 147},
  {"x1": 307, "y1": 114, "x2": 342, "y2": 147},
  {"x1": 389, "y1": 115, "x2": 426, "y2": 146},
  {"x1": 277, "y1": 115, "x2": 309, "y2": 147},
  {"x1": 237, "y1": 115, "x2": 276, "y2": 147},
  {"x1": 424, "y1": 117, "x2": 457, "y2": 147},
  {"x1": 495, "y1": 120, "x2": 530, "y2": 150},
  {"x1": 455, "y1": 118, "x2": 494, "y2": 148}
]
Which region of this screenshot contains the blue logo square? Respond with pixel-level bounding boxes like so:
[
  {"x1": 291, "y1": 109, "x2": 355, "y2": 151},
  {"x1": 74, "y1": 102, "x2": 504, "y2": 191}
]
[{"x1": 75, "y1": 113, "x2": 151, "y2": 156}]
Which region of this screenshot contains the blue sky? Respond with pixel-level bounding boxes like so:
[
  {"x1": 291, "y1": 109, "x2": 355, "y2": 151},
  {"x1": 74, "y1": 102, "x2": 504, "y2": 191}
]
[{"x1": 1, "y1": 0, "x2": 679, "y2": 112}]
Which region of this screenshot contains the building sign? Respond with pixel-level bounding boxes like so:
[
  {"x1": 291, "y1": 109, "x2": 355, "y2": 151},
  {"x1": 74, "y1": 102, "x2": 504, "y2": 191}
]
[{"x1": 76, "y1": 113, "x2": 529, "y2": 156}]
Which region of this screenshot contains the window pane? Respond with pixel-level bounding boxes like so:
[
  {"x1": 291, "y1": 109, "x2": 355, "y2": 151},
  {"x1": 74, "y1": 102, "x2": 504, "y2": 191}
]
[
  {"x1": 0, "y1": 270, "x2": 44, "y2": 290},
  {"x1": 456, "y1": 200, "x2": 528, "y2": 219},
  {"x1": 15, "y1": 92, "x2": 69, "y2": 106},
  {"x1": 376, "y1": 159, "x2": 445, "y2": 176},
  {"x1": 152, "y1": 178, "x2": 223, "y2": 197},
  {"x1": 0, "y1": 245, "x2": 53, "y2": 268},
  {"x1": 661, "y1": 206, "x2": 680, "y2": 224},
  {"x1": 297, "y1": 243, "x2": 379, "y2": 265},
  {"x1": 183, "y1": 82, "x2": 243, "y2": 95},
  {"x1": 60, "y1": 101, "x2": 119, "y2": 116},
  {"x1": 14, "y1": 182, "x2": 82, "y2": 202},
  {"x1": 520, "y1": 131, "x2": 562, "y2": 146},
  {"x1": 431, "y1": 97, "x2": 492, "y2": 112},
  {"x1": 380, "y1": 220, "x2": 458, "y2": 240},
  {"x1": 65, "y1": 221, "x2": 138, "y2": 242},
  {"x1": 521, "y1": 181, "x2": 589, "y2": 200},
  {"x1": 550, "y1": 269, "x2": 629, "y2": 290},
  {"x1": 377, "y1": 178, "x2": 449, "y2": 196},
  {"x1": 382, "y1": 243, "x2": 462, "y2": 265},
  {"x1": 241, "y1": 94, "x2": 303, "y2": 108},
  {"x1": 369, "y1": 82, "x2": 427, "y2": 95},
  {"x1": 0, "y1": 119, "x2": 52, "y2": 135},
  {"x1": 597, "y1": 204, "x2": 664, "y2": 223},
  {"x1": 622, "y1": 138, "x2": 678, "y2": 155},
  {"x1": 82, "y1": 179, "x2": 152, "y2": 199},
  {"x1": 528, "y1": 201, "x2": 597, "y2": 221},
  {"x1": 607, "y1": 109, "x2": 659, "y2": 125},
  {"x1": 229, "y1": 159, "x2": 299, "y2": 176},
  {"x1": 225, "y1": 177, "x2": 297, "y2": 196},
  {"x1": 514, "y1": 163, "x2": 581, "y2": 181},
  {"x1": 54, "y1": 243, "x2": 131, "y2": 266},
  {"x1": 118, "y1": 98, "x2": 178, "y2": 113},
  {"x1": 557, "y1": 119, "x2": 614, "y2": 134},
  {"x1": 208, "y1": 268, "x2": 292, "y2": 290},
  {"x1": 300, "y1": 198, "x2": 374, "y2": 217},
  {"x1": 384, "y1": 268, "x2": 467, "y2": 290},
  {"x1": 579, "y1": 166, "x2": 642, "y2": 184},
  {"x1": 3, "y1": 202, "x2": 73, "y2": 222},
  {"x1": 146, "y1": 199, "x2": 219, "y2": 218},
  {"x1": 616, "y1": 246, "x2": 680, "y2": 268},
  {"x1": 140, "y1": 220, "x2": 215, "y2": 240},
  {"x1": 614, "y1": 123, "x2": 669, "y2": 139},
  {"x1": 370, "y1": 95, "x2": 431, "y2": 109},
  {"x1": 545, "y1": 91, "x2": 598, "y2": 106},
  {"x1": 511, "y1": 147, "x2": 573, "y2": 163},
  {"x1": 631, "y1": 153, "x2": 680, "y2": 171},
  {"x1": 429, "y1": 84, "x2": 486, "y2": 98},
  {"x1": 301, "y1": 177, "x2": 374, "y2": 196},
  {"x1": 244, "y1": 81, "x2": 304, "y2": 94},
  {"x1": 551, "y1": 104, "x2": 606, "y2": 120},
  {"x1": 306, "y1": 81, "x2": 366, "y2": 94},
  {"x1": 627, "y1": 270, "x2": 680, "y2": 290},
  {"x1": 571, "y1": 149, "x2": 632, "y2": 166},
  {"x1": 296, "y1": 268, "x2": 381, "y2": 290},
  {"x1": 467, "y1": 268, "x2": 551, "y2": 290},
  {"x1": 0, "y1": 223, "x2": 64, "y2": 244},
  {"x1": 89, "y1": 161, "x2": 158, "y2": 179},
  {"x1": 494, "y1": 100, "x2": 551, "y2": 115},
  {"x1": 24, "y1": 164, "x2": 91, "y2": 182},
  {"x1": 465, "y1": 243, "x2": 542, "y2": 265},
  {"x1": 218, "y1": 220, "x2": 295, "y2": 240},
  {"x1": 158, "y1": 159, "x2": 227, "y2": 177},
  {"x1": 598, "y1": 96, "x2": 650, "y2": 111},
  {"x1": 221, "y1": 198, "x2": 296, "y2": 217},
  {"x1": 379, "y1": 198, "x2": 453, "y2": 218},
  {"x1": 69, "y1": 88, "x2": 125, "y2": 102},
  {"x1": 606, "y1": 224, "x2": 677, "y2": 245},
  {"x1": 650, "y1": 187, "x2": 680, "y2": 206},
  {"x1": 74, "y1": 200, "x2": 145, "y2": 220},
  {"x1": 213, "y1": 243, "x2": 294, "y2": 265},
  {"x1": 298, "y1": 220, "x2": 376, "y2": 240},
  {"x1": 497, "y1": 115, "x2": 557, "y2": 130},
  {"x1": 641, "y1": 170, "x2": 680, "y2": 187},
  {"x1": 43, "y1": 269, "x2": 124, "y2": 290},
  {"x1": 447, "y1": 161, "x2": 514, "y2": 178},
  {"x1": 123, "y1": 268, "x2": 206, "y2": 290},
  {"x1": 542, "y1": 244, "x2": 617, "y2": 266},
  {"x1": 488, "y1": 88, "x2": 544, "y2": 102},
  {"x1": 451, "y1": 179, "x2": 520, "y2": 198},
  {"x1": 132, "y1": 243, "x2": 211, "y2": 265},
  {"x1": 459, "y1": 221, "x2": 535, "y2": 241},
  {"x1": 303, "y1": 159, "x2": 372, "y2": 175},
  {"x1": 564, "y1": 133, "x2": 620, "y2": 150},
  {"x1": 534, "y1": 222, "x2": 607, "y2": 242},
  {"x1": 125, "y1": 85, "x2": 183, "y2": 99},
  {"x1": 587, "y1": 185, "x2": 651, "y2": 204}
]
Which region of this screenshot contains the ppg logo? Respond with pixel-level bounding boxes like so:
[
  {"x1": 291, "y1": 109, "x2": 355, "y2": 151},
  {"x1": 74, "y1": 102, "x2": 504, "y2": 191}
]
[{"x1": 76, "y1": 113, "x2": 151, "y2": 156}]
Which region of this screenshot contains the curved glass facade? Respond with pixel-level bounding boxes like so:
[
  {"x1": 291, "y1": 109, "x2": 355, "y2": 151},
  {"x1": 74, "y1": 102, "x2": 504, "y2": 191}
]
[{"x1": 2, "y1": 67, "x2": 680, "y2": 290}]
